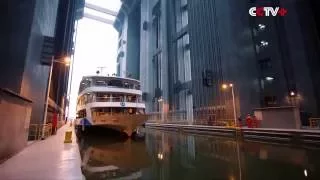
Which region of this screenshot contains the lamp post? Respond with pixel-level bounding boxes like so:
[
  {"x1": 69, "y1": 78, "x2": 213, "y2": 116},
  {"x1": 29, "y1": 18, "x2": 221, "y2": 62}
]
[
  {"x1": 158, "y1": 97, "x2": 164, "y2": 123},
  {"x1": 42, "y1": 56, "x2": 70, "y2": 139},
  {"x1": 65, "y1": 54, "x2": 75, "y2": 124},
  {"x1": 222, "y1": 83, "x2": 237, "y2": 127}
]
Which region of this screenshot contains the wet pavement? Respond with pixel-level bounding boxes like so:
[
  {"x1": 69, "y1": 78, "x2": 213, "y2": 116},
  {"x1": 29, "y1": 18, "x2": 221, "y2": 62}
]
[
  {"x1": 79, "y1": 128, "x2": 320, "y2": 180},
  {"x1": 0, "y1": 124, "x2": 84, "y2": 180}
]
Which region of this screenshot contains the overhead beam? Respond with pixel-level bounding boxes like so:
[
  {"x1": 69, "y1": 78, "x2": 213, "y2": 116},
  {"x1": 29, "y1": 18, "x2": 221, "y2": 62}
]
[
  {"x1": 85, "y1": 3, "x2": 117, "y2": 16},
  {"x1": 83, "y1": 13, "x2": 114, "y2": 25}
]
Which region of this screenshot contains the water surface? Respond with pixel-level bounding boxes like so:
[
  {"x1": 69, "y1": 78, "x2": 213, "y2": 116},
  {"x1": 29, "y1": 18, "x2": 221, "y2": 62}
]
[{"x1": 79, "y1": 129, "x2": 320, "y2": 180}]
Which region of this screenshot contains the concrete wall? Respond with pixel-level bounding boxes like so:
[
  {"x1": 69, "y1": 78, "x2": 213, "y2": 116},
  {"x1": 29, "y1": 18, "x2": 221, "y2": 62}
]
[
  {"x1": 137, "y1": 0, "x2": 320, "y2": 117},
  {"x1": 126, "y1": 5, "x2": 141, "y2": 80},
  {"x1": 187, "y1": 0, "x2": 260, "y2": 116},
  {"x1": 1, "y1": 0, "x2": 60, "y2": 126},
  {"x1": 254, "y1": 107, "x2": 301, "y2": 129},
  {"x1": 119, "y1": 15, "x2": 128, "y2": 78},
  {"x1": 251, "y1": 0, "x2": 320, "y2": 116},
  {"x1": 0, "y1": 0, "x2": 36, "y2": 93},
  {"x1": 215, "y1": 0, "x2": 260, "y2": 116},
  {"x1": 20, "y1": 0, "x2": 60, "y2": 125},
  {"x1": 139, "y1": 0, "x2": 158, "y2": 112},
  {"x1": 281, "y1": 0, "x2": 320, "y2": 116},
  {"x1": 0, "y1": 89, "x2": 32, "y2": 163}
]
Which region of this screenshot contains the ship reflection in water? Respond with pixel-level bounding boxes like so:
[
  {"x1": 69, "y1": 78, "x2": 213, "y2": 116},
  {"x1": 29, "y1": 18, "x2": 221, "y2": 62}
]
[{"x1": 79, "y1": 129, "x2": 320, "y2": 180}]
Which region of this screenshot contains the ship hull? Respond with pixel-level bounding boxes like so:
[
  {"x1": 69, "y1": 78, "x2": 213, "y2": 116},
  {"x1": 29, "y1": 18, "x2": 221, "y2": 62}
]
[{"x1": 76, "y1": 114, "x2": 148, "y2": 136}]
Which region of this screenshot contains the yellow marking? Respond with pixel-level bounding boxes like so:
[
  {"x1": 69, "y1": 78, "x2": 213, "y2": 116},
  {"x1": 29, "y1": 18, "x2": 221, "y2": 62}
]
[{"x1": 64, "y1": 131, "x2": 72, "y2": 143}]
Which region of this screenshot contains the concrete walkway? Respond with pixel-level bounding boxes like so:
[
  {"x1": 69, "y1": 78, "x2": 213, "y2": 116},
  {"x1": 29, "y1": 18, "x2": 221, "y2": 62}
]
[{"x1": 0, "y1": 124, "x2": 84, "y2": 180}]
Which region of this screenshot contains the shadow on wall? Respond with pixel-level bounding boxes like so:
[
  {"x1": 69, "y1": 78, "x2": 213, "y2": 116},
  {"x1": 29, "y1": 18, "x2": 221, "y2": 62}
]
[{"x1": 0, "y1": 89, "x2": 32, "y2": 163}]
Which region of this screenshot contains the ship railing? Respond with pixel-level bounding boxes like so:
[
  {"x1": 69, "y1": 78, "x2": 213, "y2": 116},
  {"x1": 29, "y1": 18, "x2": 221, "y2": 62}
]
[
  {"x1": 90, "y1": 84, "x2": 141, "y2": 90},
  {"x1": 92, "y1": 110, "x2": 145, "y2": 117},
  {"x1": 93, "y1": 97, "x2": 142, "y2": 103}
]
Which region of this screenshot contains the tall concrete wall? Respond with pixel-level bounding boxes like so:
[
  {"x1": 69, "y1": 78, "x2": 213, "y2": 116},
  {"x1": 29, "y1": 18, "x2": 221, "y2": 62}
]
[
  {"x1": 250, "y1": 0, "x2": 320, "y2": 116},
  {"x1": 0, "y1": 89, "x2": 32, "y2": 163},
  {"x1": 188, "y1": 0, "x2": 260, "y2": 117},
  {"x1": 254, "y1": 107, "x2": 301, "y2": 129},
  {"x1": 20, "y1": 0, "x2": 60, "y2": 125},
  {"x1": 139, "y1": 0, "x2": 158, "y2": 112},
  {"x1": 0, "y1": 0, "x2": 36, "y2": 93},
  {"x1": 280, "y1": 0, "x2": 319, "y2": 116},
  {"x1": 126, "y1": 6, "x2": 141, "y2": 80},
  {"x1": 119, "y1": 16, "x2": 128, "y2": 78},
  {"x1": 0, "y1": 0, "x2": 60, "y2": 126}
]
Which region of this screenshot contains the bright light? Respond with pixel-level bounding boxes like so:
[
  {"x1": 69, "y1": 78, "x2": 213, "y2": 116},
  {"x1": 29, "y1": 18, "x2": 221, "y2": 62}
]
[
  {"x1": 258, "y1": 24, "x2": 266, "y2": 30},
  {"x1": 157, "y1": 153, "x2": 163, "y2": 160},
  {"x1": 229, "y1": 83, "x2": 233, "y2": 87},
  {"x1": 64, "y1": 57, "x2": 71, "y2": 65},
  {"x1": 290, "y1": 91, "x2": 296, "y2": 96},
  {"x1": 222, "y1": 84, "x2": 228, "y2": 89},
  {"x1": 304, "y1": 169, "x2": 308, "y2": 177},
  {"x1": 260, "y1": 40, "x2": 269, "y2": 47},
  {"x1": 265, "y1": 77, "x2": 274, "y2": 81}
]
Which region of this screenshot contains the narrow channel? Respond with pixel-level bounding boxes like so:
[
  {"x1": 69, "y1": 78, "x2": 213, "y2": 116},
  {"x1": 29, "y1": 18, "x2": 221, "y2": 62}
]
[{"x1": 78, "y1": 128, "x2": 320, "y2": 180}]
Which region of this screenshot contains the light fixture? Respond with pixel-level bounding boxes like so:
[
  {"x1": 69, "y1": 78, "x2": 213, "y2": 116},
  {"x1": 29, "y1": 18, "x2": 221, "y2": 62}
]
[
  {"x1": 64, "y1": 57, "x2": 71, "y2": 64},
  {"x1": 258, "y1": 24, "x2": 266, "y2": 30},
  {"x1": 289, "y1": 91, "x2": 296, "y2": 97},
  {"x1": 222, "y1": 84, "x2": 228, "y2": 89},
  {"x1": 265, "y1": 77, "x2": 274, "y2": 81},
  {"x1": 229, "y1": 83, "x2": 233, "y2": 87},
  {"x1": 260, "y1": 40, "x2": 269, "y2": 47},
  {"x1": 304, "y1": 169, "x2": 308, "y2": 177},
  {"x1": 157, "y1": 153, "x2": 163, "y2": 160}
]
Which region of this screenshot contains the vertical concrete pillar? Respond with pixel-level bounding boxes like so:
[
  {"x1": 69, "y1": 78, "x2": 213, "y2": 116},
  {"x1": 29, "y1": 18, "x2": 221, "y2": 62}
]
[
  {"x1": 187, "y1": 94, "x2": 194, "y2": 124},
  {"x1": 121, "y1": 15, "x2": 128, "y2": 78},
  {"x1": 160, "y1": 0, "x2": 169, "y2": 122},
  {"x1": 139, "y1": 0, "x2": 154, "y2": 113}
]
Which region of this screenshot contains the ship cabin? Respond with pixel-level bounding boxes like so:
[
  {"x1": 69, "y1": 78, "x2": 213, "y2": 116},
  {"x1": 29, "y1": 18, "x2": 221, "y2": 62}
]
[{"x1": 76, "y1": 76, "x2": 145, "y2": 120}]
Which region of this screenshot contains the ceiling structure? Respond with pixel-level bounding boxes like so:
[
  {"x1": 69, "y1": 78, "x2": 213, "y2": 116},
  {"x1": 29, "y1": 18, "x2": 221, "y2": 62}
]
[{"x1": 84, "y1": 3, "x2": 117, "y2": 24}]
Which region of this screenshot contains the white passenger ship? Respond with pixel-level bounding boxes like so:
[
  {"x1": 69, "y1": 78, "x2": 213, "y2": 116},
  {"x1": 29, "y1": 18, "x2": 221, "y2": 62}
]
[{"x1": 75, "y1": 76, "x2": 148, "y2": 136}]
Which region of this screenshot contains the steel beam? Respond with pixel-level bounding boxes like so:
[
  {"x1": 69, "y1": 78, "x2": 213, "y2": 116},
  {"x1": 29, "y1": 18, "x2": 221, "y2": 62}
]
[
  {"x1": 83, "y1": 13, "x2": 114, "y2": 25},
  {"x1": 85, "y1": 3, "x2": 117, "y2": 16}
]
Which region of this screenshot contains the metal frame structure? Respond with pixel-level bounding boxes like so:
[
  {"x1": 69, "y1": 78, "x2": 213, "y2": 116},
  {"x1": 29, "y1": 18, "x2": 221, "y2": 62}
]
[{"x1": 84, "y1": 3, "x2": 117, "y2": 25}]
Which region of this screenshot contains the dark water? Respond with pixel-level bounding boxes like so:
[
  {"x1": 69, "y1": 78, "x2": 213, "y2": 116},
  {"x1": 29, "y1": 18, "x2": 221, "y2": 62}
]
[{"x1": 78, "y1": 129, "x2": 320, "y2": 180}]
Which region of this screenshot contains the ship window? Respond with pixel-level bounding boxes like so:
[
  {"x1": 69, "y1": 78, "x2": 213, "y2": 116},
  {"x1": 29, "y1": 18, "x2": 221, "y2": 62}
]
[
  {"x1": 96, "y1": 80, "x2": 106, "y2": 86},
  {"x1": 77, "y1": 110, "x2": 86, "y2": 118},
  {"x1": 109, "y1": 80, "x2": 122, "y2": 87},
  {"x1": 124, "y1": 82, "x2": 129, "y2": 88}
]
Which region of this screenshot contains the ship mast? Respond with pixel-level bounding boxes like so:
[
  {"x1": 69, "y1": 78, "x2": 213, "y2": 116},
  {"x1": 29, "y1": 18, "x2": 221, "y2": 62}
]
[{"x1": 96, "y1": 66, "x2": 107, "y2": 76}]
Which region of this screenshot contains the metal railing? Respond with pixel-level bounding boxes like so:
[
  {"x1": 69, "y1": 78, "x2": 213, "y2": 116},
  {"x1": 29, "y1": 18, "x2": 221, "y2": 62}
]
[
  {"x1": 147, "y1": 110, "x2": 236, "y2": 127},
  {"x1": 28, "y1": 123, "x2": 52, "y2": 140},
  {"x1": 93, "y1": 84, "x2": 141, "y2": 90},
  {"x1": 95, "y1": 97, "x2": 141, "y2": 103},
  {"x1": 309, "y1": 118, "x2": 320, "y2": 128},
  {"x1": 78, "y1": 97, "x2": 142, "y2": 105}
]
